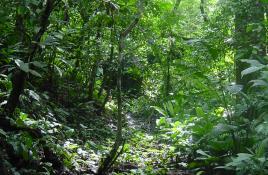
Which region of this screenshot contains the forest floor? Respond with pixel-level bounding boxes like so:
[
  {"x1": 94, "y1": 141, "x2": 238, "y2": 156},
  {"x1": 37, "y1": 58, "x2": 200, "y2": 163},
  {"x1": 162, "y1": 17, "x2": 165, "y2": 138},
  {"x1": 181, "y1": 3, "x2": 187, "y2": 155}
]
[
  {"x1": 60, "y1": 110, "x2": 193, "y2": 175},
  {"x1": 0, "y1": 98, "x2": 193, "y2": 175}
]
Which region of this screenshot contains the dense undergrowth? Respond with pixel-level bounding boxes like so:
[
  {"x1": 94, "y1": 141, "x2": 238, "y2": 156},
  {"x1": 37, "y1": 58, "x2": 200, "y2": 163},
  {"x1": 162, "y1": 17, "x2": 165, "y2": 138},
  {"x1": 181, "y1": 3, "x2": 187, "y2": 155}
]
[
  {"x1": 1, "y1": 0, "x2": 268, "y2": 175},
  {"x1": 1, "y1": 69, "x2": 268, "y2": 175}
]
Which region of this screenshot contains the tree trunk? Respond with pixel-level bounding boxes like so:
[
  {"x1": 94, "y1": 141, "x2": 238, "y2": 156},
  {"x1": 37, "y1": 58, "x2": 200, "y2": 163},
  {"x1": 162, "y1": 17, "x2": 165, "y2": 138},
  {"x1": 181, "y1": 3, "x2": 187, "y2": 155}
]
[
  {"x1": 164, "y1": 0, "x2": 182, "y2": 98},
  {"x1": 200, "y1": 0, "x2": 209, "y2": 22},
  {"x1": 88, "y1": 60, "x2": 100, "y2": 100},
  {"x1": 97, "y1": 4, "x2": 142, "y2": 173},
  {"x1": 4, "y1": 0, "x2": 56, "y2": 115},
  {"x1": 5, "y1": 71, "x2": 26, "y2": 114},
  {"x1": 166, "y1": 45, "x2": 171, "y2": 97},
  {"x1": 88, "y1": 26, "x2": 102, "y2": 100},
  {"x1": 96, "y1": 34, "x2": 125, "y2": 175},
  {"x1": 98, "y1": 19, "x2": 115, "y2": 98}
]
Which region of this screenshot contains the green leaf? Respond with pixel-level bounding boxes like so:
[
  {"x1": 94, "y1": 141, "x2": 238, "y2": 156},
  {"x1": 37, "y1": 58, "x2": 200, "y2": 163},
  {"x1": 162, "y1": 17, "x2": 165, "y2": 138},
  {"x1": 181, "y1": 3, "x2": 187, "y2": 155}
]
[
  {"x1": 29, "y1": 69, "x2": 42, "y2": 77},
  {"x1": 196, "y1": 107, "x2": 205, "y2": 117},
  {"x1": 196, "y1": 149, "x2": 211, "y2": 157},
  {"x1": 196, "y1": 171, "x2": 205, "y2": 175},
  {"x1": 151, "y1": 106, "x2": 167, "y2": 117},
  {"x1": 156, "y1": 117, "x2": 167, "y2": 126},
  {"x1": 235, "y1": 153, "x2": 253, "y2": 162},
  {"x1": 31, "y1": 61, "x2": 46, "y2": 69},
  {"x1": 0, "y1": 128, "x2": 7, "y2": 137},
  {"x1": 19, "y1": 112, "x2": 28, "y2": 121},
  {"x1": 15, "y1": 59, "x2": 29, "y2": 72},
  {"x1": 0, "y1": 74, "x2": 7, "y2": 78},
  {"x1": 250, "y1": 80, "x2": 268, "y2": 87},
  {"x1": 165, "y1": 101, "x2": 175, "y2": 117},
  {"x1": 241, "y1": 66, "x2": 264, "y2": 77},
  {"x1": 54, "y1": 65, "x2": 63, "y2": 77},
  {"x1": 241, "y1": 59, "x2": 263, "y2": 67},
  {"x1": 0, "y1": 100, "x2": 7, "y2": 107},
  {"x1": 28, "y1": 90, "x2": 40, "y2": 101},
  {"x1": 212, "y1": 123, "x2": 237, "y2": 136}
]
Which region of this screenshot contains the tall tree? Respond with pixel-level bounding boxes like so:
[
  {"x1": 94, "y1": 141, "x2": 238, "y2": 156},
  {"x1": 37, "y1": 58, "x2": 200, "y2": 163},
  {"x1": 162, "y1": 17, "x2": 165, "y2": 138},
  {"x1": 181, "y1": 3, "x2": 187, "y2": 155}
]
[
  {"x1": 5, "y1": 0, "x2": 58, "y2": 114},
  {"x1": 97, "y1": 1, "x2": 143, "y2": 173},
  {"x1": 88, "y1": 24, "x2": 102, "y2": 100},
  {"x1": 165, "y1": 0, "x2": 182, "y2": 97}
]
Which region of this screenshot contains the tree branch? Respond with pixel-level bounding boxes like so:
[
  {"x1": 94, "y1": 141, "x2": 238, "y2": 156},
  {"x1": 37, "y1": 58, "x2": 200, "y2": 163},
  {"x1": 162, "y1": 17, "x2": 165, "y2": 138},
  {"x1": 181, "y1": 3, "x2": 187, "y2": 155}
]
[
  {"x1": 120, "y1": 0, "x2": 143, "y2": 38},
  {"x1": 29, "y1": 0, "x2": 57, "y2": 61},
  {"x1": 200, "y1": 0, "x2": 209, "y2": 22},
  {"x1": 120, "y1": 15, "x2": 141, "y2": 38}
]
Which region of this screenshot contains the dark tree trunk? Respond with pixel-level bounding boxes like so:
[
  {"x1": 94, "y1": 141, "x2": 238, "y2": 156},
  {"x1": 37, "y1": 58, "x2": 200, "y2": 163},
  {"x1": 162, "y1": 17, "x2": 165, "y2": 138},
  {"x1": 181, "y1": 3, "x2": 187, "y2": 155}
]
[
  {"x1": 4, "y1": 0, "x2": 56, "y2": 115},
  {"x1": 5, "y1": 13, "x2": 27, "y2": 114},
  {"x1": 5, "y1": 71, "x2": 26, "y2": 114},
  {"x1": 166, "y1": 50, "x2": 171, "y2": 97}
]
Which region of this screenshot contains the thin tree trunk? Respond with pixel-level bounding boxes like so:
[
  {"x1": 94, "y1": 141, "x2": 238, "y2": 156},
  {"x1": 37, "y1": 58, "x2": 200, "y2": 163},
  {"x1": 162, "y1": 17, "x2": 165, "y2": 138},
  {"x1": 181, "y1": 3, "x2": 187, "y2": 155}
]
[
  {"x1": 166, "y1": 45, "x2": 171, "y2": 97},
  {"x1": 97, "y1": 3, "x2": 142, "y2": 173},
  {"x1": 88, "y1": 26, "x2": 102, "y2": 100},
  {"x1": 101, "y1": 88, "x2": 111, "y2": 111},
  {"x1": 97, "y1": 35, "x2": 125, "y2": 175},
  {"x1": 200, "y1": 0, "x2": 209, "y2": 22},
  {"x1": 88, "y1": 60, "x2": 100, "y2": 100},
  {"x1": 5, "y1": 0, "x2": 57, "y2": 114},
  {"x1": 164, "y1": 0, "x2": 181, "y2": 98},
  {"x1": 98, "y1": 18, "x2": 115, "y2": 98}
]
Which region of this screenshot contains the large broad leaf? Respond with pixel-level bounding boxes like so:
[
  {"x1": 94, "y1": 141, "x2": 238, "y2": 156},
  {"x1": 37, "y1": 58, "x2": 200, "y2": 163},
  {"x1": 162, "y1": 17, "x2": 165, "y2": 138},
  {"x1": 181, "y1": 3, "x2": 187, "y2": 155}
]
[
  {"x1": 151, "y1": 106, "x2": 167, "y2": 117},
  {"x1": 31, "y1": 61, "x2": 46, "y2": 69},
  {"x1": 241, "y1": 59, "x2": 263, "y2": 67},
  {"x1": 165, "y1": 101, "x2": 175, "y2": 117},
  {"x1": 261, "y1": 71, "x2": 268, "y2": 79},
  {"x1": 29, "y1": 69, "x2": 42, "y2": 77},
  {"x1": 28, "y1": 90, "x2": 40, "y2": 101},
  {"x1": 250, "y1": 80, "x2": 268, "y2": 87},
  {"x1": 0, "y1": 74, "x2": 7, "y2": 78},
  {"x1": 0, "y1": 128, "x2": 7, "y2": 137},
  {"x1": 256, "y1": 122, "x2": 268, "y2": 135},
  {"x1": 212, "y1": 123, "x2": 237, "y2": 136},
  {"x1": 15, "y1": 59, "x2": 29, "y2": 73},
  {"x1": 241, "y1": 66, "x2": 264, "y2": 77},
  {"x1": 54, "y1": 65, "x2": 63, "y2": 77},
  {"x1": 225, "y1": 153, "x2": 253, "y2": 167},
  {"x1": 196, "y1": 149, "x2": 211, "y2": 157}
]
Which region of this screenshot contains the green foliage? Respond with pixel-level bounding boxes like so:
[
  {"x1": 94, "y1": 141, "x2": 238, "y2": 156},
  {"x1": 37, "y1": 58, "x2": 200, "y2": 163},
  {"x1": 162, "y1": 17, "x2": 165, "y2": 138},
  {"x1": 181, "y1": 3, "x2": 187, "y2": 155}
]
[
  {"x1": 0, "y1": 0, "x2": 267, "y2": 174},
  {"x1": 224, "y1": 152, "x2": 268, "y2": 175}
]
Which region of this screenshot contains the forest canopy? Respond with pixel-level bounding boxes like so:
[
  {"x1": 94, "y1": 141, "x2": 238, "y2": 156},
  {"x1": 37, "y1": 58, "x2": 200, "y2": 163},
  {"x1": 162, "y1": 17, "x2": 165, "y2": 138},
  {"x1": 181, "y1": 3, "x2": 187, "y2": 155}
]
[{"x1": 0, "y1": 0, "x2": 267, "y2": 174}]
